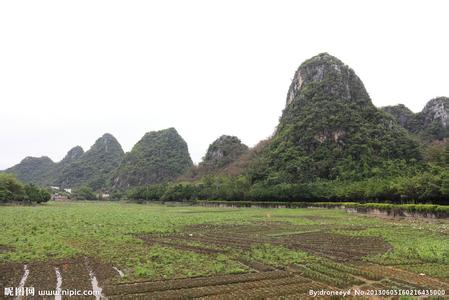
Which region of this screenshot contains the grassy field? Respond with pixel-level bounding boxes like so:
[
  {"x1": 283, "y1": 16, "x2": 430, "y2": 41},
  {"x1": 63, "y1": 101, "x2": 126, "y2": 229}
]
[{"x1": 1, "y1": 201, "x2": 448, "y2": 298}]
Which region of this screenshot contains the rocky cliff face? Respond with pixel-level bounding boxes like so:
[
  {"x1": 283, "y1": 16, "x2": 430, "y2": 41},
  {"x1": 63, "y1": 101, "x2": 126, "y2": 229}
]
[
  {"x1": 421, "y1": 97, "x2": 449, "y2": 128},
  {"x1": 113, "y1": 128, "x2": 193, "y2": 188},
  {"x1": 381, "y1": 104, "x2": 416, "y2": 132},
  {"x1": 201, "y1": 135, "x2": 248, "y2": 169},
  {"x1": 382, "y1": 97, "x2": 449, "y2": 142},
  {"x1": 285, "y1": 53, "x2": 366, "y2": 107},
  {"x1": 60, "y1": 146, "x2": 84, "y2": 164},
  {"x1": 250, "y1": 53, "x2": 421, "y2": 183}
]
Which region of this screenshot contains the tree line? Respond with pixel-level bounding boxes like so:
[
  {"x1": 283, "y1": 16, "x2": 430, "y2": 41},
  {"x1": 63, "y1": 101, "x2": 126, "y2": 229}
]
[
  {"x1": 0, "y1": 173, "x2": 51, "y2": 203},
  {"x1": 127, "y1": 165, "x2": 449, "y2": 205}
]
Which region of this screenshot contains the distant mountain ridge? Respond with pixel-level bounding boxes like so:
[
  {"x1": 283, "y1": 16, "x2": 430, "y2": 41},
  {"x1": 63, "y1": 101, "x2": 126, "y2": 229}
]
[
  {"x1": 5, "y1": 134, "x2": 125, "y2": 189},
  {"x1": 4, "y1": 53, "x2": 449, "y2": 192},
  {"x1": 5, "y1": 130, "x2": 194, "y2": 190},
  {"x1": 5, "y1": 156, "x2": 56, "y2": 186},
  {"x1": 382, "y1": 97, "x2": 449, "y2": 142}
]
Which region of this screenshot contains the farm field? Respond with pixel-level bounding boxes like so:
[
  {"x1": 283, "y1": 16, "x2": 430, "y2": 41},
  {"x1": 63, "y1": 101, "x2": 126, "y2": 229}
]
[{"x1": 1, "y1": 201, "x2": 449, "y2": 299}]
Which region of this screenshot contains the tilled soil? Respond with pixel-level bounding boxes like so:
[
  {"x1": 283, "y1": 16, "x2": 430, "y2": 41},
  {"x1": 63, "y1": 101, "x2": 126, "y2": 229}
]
[
  {"x1": 103, "y1": 270, "x2": 292, "y2": 296},
  {"x1": 0, "y1": 262, "x2": 24, "y2": 300},
  {"x1": 142, "y1": 222, "x2": 391, "y2": 262},
  {"x1": 105, "y1": 272, "x2": 319, "y2": 299},
  {"x1": 25, "y1": 263, "x2": 56, "y2": 300},
  {"x1": 361, "y1": 264, "x2": 449, "y2": 291},
  {"x1": 0, "y1": 258, "x2": 120, "y2": 300},
  {"x1": 1, "y1": 222, "x2": 447, "y2": 299},
  {"x1": 279, "y1": 231, "x2": 392, "y2": 262}
]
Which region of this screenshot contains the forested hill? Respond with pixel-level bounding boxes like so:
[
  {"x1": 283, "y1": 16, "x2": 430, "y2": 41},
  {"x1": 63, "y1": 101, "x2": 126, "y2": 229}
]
[
  {"x1": 184, "y1": 135, "x2": 249, "y2": 180},
  {"x1": 112, "y1": 128, "x2": 193, "y2": 188},
  {"x1": 5, "y1": 134, "x2": 125, "y2": 189},
  {"x1": 5, "y1": 129, "x2": 194, "y2": 191},
  {"x1": 53, "y1": 134, "x2": 125, "y2": 190},
  {"x1": 5, "y1": 156, "x2": 56, "y2": 186},
  {"x1": 127, "y1": 53, "x2": 449, "y2": 204},
  {"x1": 248, "y1": 53, "x2": 421, "y2": 184}
]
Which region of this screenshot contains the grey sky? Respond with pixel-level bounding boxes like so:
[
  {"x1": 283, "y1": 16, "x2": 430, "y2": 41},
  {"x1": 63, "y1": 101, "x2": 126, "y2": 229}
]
[{"x1": 1, "y1": 0, "x2": 448, "y2": 169}]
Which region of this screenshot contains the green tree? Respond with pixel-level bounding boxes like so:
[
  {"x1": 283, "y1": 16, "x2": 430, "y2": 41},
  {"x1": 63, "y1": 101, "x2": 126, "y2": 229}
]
[
  {"x1": 72, "y1": 186, "x2": 96, "y2": 200},
  {"x1": 0, "y1": 173, "x2": 26, "y2": 202},
  {"x1": 440, "y1": 172, "x2": 449, "y2": 196}
]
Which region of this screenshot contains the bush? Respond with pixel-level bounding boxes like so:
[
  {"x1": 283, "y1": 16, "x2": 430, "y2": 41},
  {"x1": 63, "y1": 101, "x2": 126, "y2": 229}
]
[
  {"x1": 24, "y1": 184, "x2": 51, "y2": 203},
  {"x1": 72, "y1": 186, "x2": 97, "y2": 200},
  {"x1": 0, "y1": 174, "x2": 50, "y2": 203},
  {"x1": 0, "y1": 173, "x2": 26, "y2": 202}
]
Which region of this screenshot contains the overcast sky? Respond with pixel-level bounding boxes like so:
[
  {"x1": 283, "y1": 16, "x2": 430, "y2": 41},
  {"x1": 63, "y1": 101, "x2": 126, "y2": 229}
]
[{"x1": 1, "y1": 0, "x2": 448, "y2": 169}]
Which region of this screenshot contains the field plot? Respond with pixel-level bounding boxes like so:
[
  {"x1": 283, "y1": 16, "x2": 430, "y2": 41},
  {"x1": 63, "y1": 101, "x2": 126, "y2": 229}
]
[{"x1": 0, "y1": 202, "x2": 449, "y2": 299}]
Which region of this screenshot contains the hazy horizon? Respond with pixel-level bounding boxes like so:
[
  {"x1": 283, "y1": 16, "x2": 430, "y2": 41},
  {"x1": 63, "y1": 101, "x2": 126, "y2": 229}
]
[{"x1": 1, "y1": 0, "x2": 448, "y2": 169}]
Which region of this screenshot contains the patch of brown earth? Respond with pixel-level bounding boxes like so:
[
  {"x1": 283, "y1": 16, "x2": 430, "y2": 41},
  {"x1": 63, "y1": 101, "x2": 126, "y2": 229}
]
[
  {"x1": 85, "y1": 258, "x2": 121, "y2": 286},
  {"x1": 140, "y1": 223, "x2": 392, "y2": 264},
  {"x1": 279, "y1": 231, "x2": 391, "y2": 262},
  {"x1": 361, "y1": 264, "x2": 449, "y2": 291},
  {"x1": 104, "y1": 271, "x2": 321, "y2": 299},
  {"x1": 26, "y1": 262, "x2": 57, "y2": 300},
  {"x1": 0, "y1": 262, "x2": 24, "y2": 299},
  {"x1": 103, "y1": 270, "x2": 292, "y2": 296}
]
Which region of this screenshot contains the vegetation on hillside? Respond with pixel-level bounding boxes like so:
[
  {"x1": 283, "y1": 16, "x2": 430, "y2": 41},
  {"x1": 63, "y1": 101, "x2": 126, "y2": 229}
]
[
  {"x1": 185, "y1": 135, "x2": 248, "y2": 179},
  {"x1": 113, "y1": 128, "x2": 193, "y2": 188},
  {"x1": 54, "y1": 134, "x2": 125, "y2": 190},
  {"x1": 201, "y1": 135, "x2": 248, "y2": 169},
  {"x1": 248, "y1": 53, "x2": 422, "y2": 185},
  {"x1": 5, "y1": 156, "x2": 56, "y2": 186},
  {"x1": 424, "y1": 138, "x2": 449, "y2": 166},
  {"x1": 4, "y1": 129, "x2": 194, "y2": 193},
  {"x1": 383, "y1": 97, "x2": 449, "y2": 142},
  {"x1": 381, "y1": 104, "x2": 418, "y2": 133},
  {"x1": 3, "y1": 54, "x2": 449, "y2": 206},
  {"x1": 4, "y1": 134, "x2": 124, "y2": 190}
]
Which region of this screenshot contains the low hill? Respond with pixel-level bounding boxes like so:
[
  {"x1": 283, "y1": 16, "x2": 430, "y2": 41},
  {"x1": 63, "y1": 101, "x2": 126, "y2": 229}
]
[
  {"x1": 113, "y1": 128, "x2": 193, "y2": 188},
  {"x1": 382, "y1": 97, "x2": 449, "y2": 142},
  {"x1": 5, "y1": 134, "x2": 125, "y2": 190},
  {"x1": 5, "y1": 156, "x2": 56, "y2": 186},
  {"x1": 54, "y1": 133, "x2": 125, "y2": 189},
  {"x1": 185, "y1": 135, "x2": 249, "y2": 179}
]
